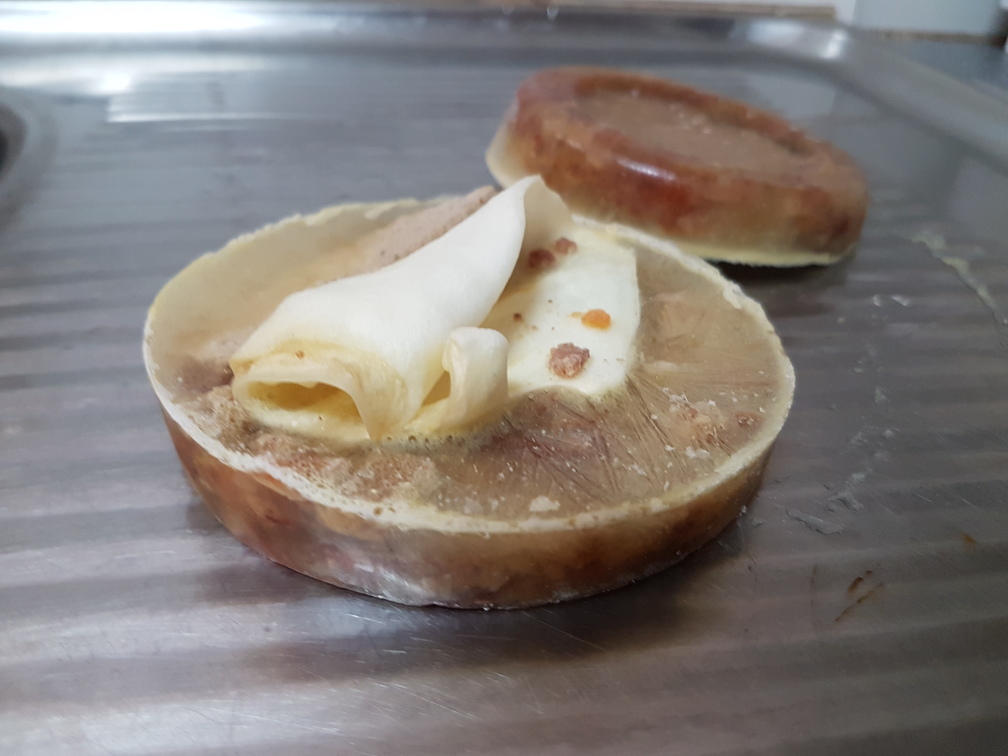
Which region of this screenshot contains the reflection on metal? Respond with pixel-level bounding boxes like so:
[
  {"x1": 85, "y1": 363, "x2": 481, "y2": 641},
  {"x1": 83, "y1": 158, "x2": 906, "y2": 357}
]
[
  {"x1": 0, "y1": 1, "x2": 264, "y2": 36},
  {"x1": 743, "y1": 16, "x2": 850, "y2": 59},
  {"x1": 0, "y1": 87, "x2": 52, "y2": 220}
]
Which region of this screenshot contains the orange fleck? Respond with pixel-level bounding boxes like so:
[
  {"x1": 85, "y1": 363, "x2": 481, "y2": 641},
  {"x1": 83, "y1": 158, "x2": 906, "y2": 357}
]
[
  {"x1": 295, "y1": 350, "x2": 305, "y2": 359},
  {"x1": 581, "y1": 309, "x2": 611, "y2": 330}
]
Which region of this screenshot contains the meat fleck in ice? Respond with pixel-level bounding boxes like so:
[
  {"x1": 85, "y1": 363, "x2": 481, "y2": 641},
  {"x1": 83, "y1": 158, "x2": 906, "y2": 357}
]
[
  {"x1": 554, "y1": 237, "x2": 577, "y2": 254},
  {"x1": 528, "y1": 248, "x2": 555, "y2": 268},
  {"x1": 549, "y1": 342, "x2": 590, "y2": 378}
]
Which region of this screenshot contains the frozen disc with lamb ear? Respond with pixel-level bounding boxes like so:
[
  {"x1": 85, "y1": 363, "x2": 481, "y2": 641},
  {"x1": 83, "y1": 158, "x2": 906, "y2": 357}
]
[{"x1": 143, "y1": 178, "x2": 795, "y2": 609}]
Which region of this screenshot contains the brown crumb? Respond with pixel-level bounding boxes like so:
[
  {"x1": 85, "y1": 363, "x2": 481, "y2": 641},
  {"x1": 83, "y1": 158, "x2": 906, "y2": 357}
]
[
  {"x1": 513, "y1": 312, "x2": 524, "y2": 322},
  {"x1": 554, "y1": 237, "x2": 577, "y2": 254},
  {"x1": 847, "y1": 570, "x2": 872, "y2": 594},
  {"x1": 549, "y1": 343, "x2": 590, "y2": 378},
  {"x1": 295, "y1": 350, "x2": 305, "y2": 359},
  {"x1": 835, "y1": 583, "x2": 884, "y2": 623},
  {"x1": 580, "y1": 309, "x2": 611, "y2": 330},
  {"x1": 528, "y1": 248, "x2": 555, "y2": 268}
]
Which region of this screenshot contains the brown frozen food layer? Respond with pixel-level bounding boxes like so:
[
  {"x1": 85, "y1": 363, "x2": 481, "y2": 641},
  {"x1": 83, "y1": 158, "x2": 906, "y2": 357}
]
[
  {"x1": 486, "y1": 66, "x2": 868, "y2": 266},
  {"x1": 143, "y1": 191, "x2": 794, "y2": 608}
]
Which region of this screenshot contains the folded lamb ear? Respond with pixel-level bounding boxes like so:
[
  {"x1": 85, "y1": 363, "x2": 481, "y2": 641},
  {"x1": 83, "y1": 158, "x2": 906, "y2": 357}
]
[
  {"x1": 229, "y1": 176, "x2": 568, "y2": 440},
  {"x1": 437, "y1": 327, "x2": 510, "y2": 431}
]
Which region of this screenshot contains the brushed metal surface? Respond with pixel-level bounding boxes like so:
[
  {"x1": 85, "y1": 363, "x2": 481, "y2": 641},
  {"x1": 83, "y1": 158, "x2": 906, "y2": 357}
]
[{"x1": 1, "y1": 3, "x2": 1007, "y2": 754}]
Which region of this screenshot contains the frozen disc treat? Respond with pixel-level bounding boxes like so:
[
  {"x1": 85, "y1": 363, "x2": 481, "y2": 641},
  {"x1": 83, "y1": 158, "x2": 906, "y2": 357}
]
[
  {"x1": 144, "y1": 178, "x2": 795, "y2": 608},
  {"x1": 487, "y1": 67, "x2": 868, "y2": 267}
]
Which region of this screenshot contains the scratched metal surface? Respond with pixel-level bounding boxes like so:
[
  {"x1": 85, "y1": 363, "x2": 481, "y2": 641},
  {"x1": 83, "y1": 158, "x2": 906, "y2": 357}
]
[{"x1": 1, "y1": 4, "x2": 1008, "y2": 754}]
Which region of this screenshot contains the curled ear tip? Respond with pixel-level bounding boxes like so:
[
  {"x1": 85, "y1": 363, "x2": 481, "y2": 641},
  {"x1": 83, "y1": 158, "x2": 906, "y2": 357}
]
[
  {"x1": 439, "y1": 326, "x2": 511, "y2": 431},
  {"x1": 445, "y1": 325, "x2": 509, "y2": 346}
]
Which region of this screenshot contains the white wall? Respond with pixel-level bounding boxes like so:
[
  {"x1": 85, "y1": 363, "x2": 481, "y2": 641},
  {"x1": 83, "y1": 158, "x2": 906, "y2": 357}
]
[
  {"x1": 850, "y1": 0, "x2": 1004, "y2": 34},
  {"x1": 678, "y1": 0, "x2": 1004, "y2": 35}
]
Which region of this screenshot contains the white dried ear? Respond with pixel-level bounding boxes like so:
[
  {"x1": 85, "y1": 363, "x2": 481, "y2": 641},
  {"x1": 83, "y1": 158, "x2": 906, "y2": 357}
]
[
  {"x1": 230, "y1": 176, "x2": 565, "y2": 439},
  {"x1": 437, "y1": 327, "x2": 510, "y2": 431}
]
